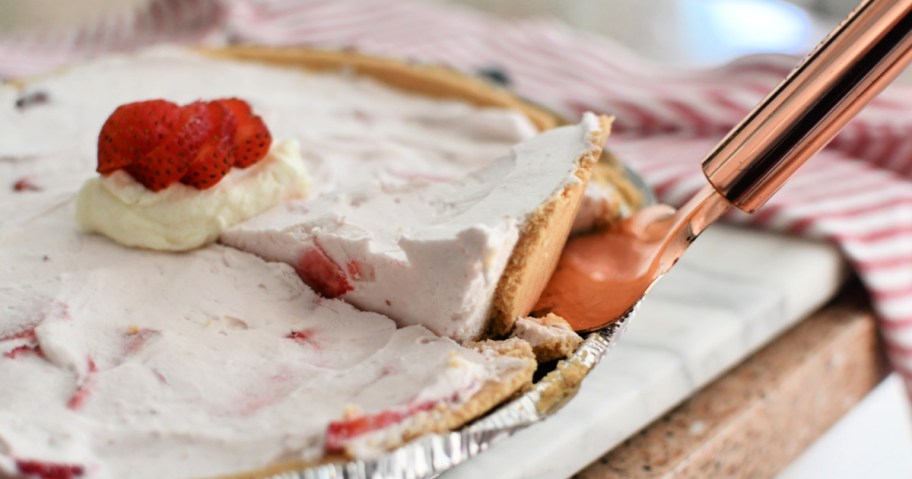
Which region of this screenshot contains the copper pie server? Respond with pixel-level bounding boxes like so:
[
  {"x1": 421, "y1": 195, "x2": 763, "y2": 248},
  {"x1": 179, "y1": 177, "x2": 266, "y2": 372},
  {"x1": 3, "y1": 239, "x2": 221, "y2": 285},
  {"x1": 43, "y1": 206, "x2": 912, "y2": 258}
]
[{"x1": 536, "y1": 0, "x2": 912, "y2": 332}]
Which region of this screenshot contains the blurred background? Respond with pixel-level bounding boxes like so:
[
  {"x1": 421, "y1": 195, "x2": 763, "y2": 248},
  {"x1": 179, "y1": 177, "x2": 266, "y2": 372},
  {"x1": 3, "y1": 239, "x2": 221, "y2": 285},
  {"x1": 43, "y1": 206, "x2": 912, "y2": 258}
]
[
  {"x1": 0, "y1": 0, "x2": 856, "y2": 67},
  {"x1": 1, "y1": 0, "x2": 909, "y2": 477},
  {"x1": 440, "y1": 0, "x2": 854, "y2": 66}
]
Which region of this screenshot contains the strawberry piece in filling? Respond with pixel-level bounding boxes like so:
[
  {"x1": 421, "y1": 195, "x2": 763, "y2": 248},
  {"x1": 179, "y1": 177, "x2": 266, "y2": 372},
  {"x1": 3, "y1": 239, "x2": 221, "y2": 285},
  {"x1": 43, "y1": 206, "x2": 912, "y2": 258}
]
[
  {"x1": 0, "y1": 327, "x2": 37, "y2": 343},
  {"x1": 294, "y1": 246, "x2": 353, "y2": 298},
  {"x1": 286, "y1": 329, "x2": 320, "y2": 349},
  {"x1": 122, "y1": 327, "x2": 161, "y2": 356},
  {"x1": 324, "y1": 401, "x2": 437, "y2": 453},
  {"x1": 4, "y1": 344, "x2": 42, "y2": 359},
  {"x1": 2, "y1": 326, "x2": 40, "y2": 359},
  {"x1": 15, "y1": 459, "x2": 85, "y2": 479},
  {"x1": 66, "y1": 356, "x2": 98, "y2": 411},
  {"x1": 13, "y1": 177, "x2": 43, "y2": 192}
]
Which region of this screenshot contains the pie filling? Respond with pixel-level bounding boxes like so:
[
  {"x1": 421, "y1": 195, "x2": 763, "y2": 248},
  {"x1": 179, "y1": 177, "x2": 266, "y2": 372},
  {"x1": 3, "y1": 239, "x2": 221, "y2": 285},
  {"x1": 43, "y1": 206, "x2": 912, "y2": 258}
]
[
  {"x1": 221, "y1": 113, "x2": 605, "y2": 342},
  {"x1": 0, "y1": 48, "x2": 612, "y2": 478}
]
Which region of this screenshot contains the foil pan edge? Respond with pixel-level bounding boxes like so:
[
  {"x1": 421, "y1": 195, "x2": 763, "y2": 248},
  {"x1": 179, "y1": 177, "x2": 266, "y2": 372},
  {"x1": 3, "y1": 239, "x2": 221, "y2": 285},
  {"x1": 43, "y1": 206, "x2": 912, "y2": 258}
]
[{"x1": 265, "y1": 308, "x2": 634, "y2": 479}]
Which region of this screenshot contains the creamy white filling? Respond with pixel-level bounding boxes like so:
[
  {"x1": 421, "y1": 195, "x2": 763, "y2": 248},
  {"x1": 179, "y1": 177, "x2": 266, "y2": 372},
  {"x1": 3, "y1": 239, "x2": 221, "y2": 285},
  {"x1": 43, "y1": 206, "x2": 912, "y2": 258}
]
[
  {"x1": 222, "y1": 115, "x2": 603, "y2": 341},
  {"x1": 75, "y1": 140, "x2": 310, "y2": 251},
  {"x1": 0, "y1": 201, "x2": 530, "y2": 479}
]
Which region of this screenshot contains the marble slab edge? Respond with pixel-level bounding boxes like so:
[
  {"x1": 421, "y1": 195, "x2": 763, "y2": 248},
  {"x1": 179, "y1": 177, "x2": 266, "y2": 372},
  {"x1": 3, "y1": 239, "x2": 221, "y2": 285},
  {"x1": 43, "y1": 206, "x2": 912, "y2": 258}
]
[{"x1": 576, "y1": 287, "x2": 888, "y2": 479}]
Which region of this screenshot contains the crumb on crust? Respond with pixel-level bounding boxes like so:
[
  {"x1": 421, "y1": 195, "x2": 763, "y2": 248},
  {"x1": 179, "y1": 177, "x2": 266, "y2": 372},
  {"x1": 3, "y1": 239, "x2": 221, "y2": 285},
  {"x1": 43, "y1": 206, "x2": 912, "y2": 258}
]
[
  {"x1": 534, "y1": 353, "x2": 591, "y2": 415},
  {"x1": 510, "y1": 313, "x2": 583, "y2": 362}
]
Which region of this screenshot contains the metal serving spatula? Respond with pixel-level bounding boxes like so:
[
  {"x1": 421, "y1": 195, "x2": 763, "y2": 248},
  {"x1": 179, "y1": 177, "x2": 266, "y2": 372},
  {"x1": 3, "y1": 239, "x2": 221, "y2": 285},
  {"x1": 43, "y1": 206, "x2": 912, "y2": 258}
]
[{"x1": 535, "y1": 0, "x2": 912, "y2": 332}]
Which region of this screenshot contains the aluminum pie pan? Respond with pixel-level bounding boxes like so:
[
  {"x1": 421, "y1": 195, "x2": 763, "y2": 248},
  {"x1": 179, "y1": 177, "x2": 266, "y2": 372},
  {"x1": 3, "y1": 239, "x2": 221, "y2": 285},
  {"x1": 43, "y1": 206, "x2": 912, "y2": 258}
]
[{"x1": 261, "y1": 310, "x2": 634, "y2": 479}]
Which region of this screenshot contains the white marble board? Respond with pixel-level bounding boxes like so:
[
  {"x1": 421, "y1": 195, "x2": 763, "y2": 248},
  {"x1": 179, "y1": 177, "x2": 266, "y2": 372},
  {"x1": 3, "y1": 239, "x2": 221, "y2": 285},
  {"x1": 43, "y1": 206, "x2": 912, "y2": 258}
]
[{"x1": 444, "y1": 225, "x2": 847, "y2": 479}]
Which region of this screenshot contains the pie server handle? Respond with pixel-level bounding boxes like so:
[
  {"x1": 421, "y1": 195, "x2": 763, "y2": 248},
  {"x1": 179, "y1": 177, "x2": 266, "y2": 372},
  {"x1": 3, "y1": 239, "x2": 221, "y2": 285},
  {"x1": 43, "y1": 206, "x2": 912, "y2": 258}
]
[{"x1": 702, "y1": 0, "x2": 912, "y2": 213}]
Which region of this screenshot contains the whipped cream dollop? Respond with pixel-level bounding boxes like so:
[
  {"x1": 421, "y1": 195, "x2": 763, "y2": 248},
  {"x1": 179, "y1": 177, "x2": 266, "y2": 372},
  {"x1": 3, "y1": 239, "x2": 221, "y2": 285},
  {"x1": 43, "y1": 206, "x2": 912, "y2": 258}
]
[{"x1": 75, "y1": 140, "x2": 309, "y2": 251}]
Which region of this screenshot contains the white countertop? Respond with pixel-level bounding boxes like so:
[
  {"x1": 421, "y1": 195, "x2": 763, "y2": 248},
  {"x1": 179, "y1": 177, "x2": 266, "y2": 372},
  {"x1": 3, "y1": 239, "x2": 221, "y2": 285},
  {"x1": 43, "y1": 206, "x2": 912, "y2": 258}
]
[{"x1": 777, "y1": 373, "x2": 912, "y2": 479}]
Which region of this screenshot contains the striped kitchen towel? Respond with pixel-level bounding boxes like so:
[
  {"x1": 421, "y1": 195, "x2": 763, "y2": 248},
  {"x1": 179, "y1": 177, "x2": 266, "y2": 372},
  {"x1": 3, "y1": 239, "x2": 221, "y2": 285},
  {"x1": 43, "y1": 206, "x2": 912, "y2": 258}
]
[{"x1": 2, "y1": 0, "x2": 911, "y2": 392}]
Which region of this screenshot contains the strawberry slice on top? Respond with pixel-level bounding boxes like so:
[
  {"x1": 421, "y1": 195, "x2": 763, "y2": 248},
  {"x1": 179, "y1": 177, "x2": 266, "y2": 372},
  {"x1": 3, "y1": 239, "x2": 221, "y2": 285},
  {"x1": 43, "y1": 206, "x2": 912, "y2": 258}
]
[
  {"x1": 125, "y1": 102, "x2": 214, "y2": 192},
  {"x1": 95, "y1": 98, "x2": 273, "y2": 191},
  {"x1": 97, "y1": 100, "x2": 180, "y2": 174},
  {"x1": 216, "y1": 98, "x2": 273, "y2": 168}
]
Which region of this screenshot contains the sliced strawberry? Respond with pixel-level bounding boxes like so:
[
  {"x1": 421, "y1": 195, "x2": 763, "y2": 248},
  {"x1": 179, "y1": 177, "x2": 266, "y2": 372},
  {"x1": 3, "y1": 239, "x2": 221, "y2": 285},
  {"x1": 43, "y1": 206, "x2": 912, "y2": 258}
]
[
  {"x1": 233, "y1": 116, "x2": 272, "y2": 167},
  {"x1": 180, "y1": 102, "x2": 237, "y2": 189},
  {"x1": 214, "y1": 98, "x2": 272, "y2": 168},
  {"x1": 97, "y1": 100, "x2": 180, "y2": 174},
  {"x1": 210, "y1": 100, "x2": 239, "y2": 140},
  {"x1": 125, "y1": 102, "x2": 213, "y2": 191},
  {"x1": 97, "y1": 97, "x2": 272, "y2": 191},
  {"x1": 217, "y1": 97, "x2": 253, "y2": 119}
]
